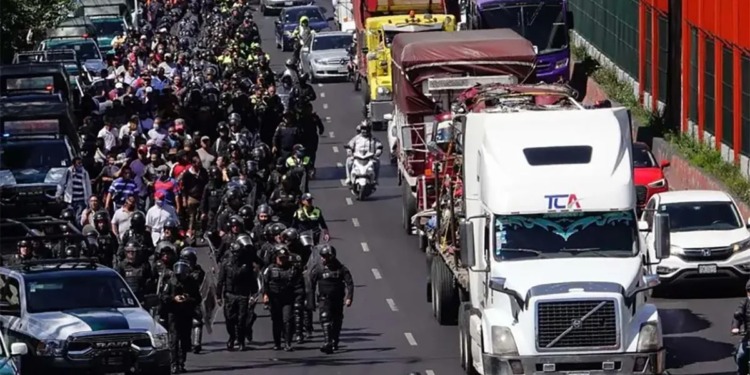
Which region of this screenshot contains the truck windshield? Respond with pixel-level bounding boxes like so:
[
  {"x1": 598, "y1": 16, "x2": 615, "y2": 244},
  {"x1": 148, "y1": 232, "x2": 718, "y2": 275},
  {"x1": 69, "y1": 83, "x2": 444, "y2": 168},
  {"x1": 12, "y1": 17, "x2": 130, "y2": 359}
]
[
  {"x1": 479, "y1": 2, "x2": 568, "y2": 54},
  {"x1": 47, "y1": 39, "x2": 102, "y2": 61},
  {"x1": 25, "y1": 273, "x2": 139, "y2": 313},
  {"x1": 91, "y1": 17, "x2": 124, "y2": 37},
  {"x1": 494, "y1": 211, "x2": 638, "y2": 260}
]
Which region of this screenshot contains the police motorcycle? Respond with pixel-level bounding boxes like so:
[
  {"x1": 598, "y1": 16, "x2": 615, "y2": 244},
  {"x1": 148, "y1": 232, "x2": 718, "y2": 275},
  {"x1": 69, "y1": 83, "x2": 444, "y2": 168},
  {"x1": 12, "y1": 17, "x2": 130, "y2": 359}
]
[{"x1": 348, "y1": 148, "x2": 377, "y2": 200}]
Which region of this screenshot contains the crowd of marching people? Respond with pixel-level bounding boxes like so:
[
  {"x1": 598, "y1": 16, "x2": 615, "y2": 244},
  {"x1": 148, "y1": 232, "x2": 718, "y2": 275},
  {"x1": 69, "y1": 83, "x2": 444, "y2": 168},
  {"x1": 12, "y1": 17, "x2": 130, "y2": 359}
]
[{"x1": 8, "y1": 0, "x2": 359, "y2": 372}]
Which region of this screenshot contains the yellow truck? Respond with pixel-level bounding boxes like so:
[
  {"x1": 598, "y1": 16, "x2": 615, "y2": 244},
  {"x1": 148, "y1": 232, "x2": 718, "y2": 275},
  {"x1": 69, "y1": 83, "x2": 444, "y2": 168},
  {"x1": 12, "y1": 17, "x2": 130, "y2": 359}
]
[{"x1": 354, "y1": 0, "x2": 456, "y2": 129}]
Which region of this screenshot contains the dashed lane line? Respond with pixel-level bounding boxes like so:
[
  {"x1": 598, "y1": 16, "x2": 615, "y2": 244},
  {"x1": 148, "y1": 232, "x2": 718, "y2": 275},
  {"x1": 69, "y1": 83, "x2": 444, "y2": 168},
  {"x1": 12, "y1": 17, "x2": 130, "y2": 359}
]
[
  {"x1": 340, "y1": 179, "x2": 347, "y2": 186},
  {"x1": 317, "y1": 83, "x2": 323, "y2": 87},
  {"x1": 320, "y1": 92, "x2": 326, "y2": 98},
  {"x1": 332, "y1": 146, "x2": 339, "y2": 153},
  {"x1": 371, "y1": 268, "x2": 382, "y2": 279},
  {"x1": 361, "y1": 242, "x2": 370, "y2": 252},
  {"x1": 352, "y1": 217, "x2": 360, "y2": 227},
  {"x1": 345, "y1": 197, "x2": 353, "y2": 205},
  {"x1": 336, "y1": 162, "x2": 343, "y2": 167},
  {"x1": 329, "y1": 131, "x2": 335, "y2": 138},
  {"x1": 386, "y1": 298, "x2": 398, "y2": 311},
  {"x1": 404, "y1": 332, "x2": 418, "y2": 346},
  {"x1": 425, "y1": 370, "x2": 435, "y2": 375},
  {"x1": 323, "y1": 103, "x2": 329, "y2": 110}
]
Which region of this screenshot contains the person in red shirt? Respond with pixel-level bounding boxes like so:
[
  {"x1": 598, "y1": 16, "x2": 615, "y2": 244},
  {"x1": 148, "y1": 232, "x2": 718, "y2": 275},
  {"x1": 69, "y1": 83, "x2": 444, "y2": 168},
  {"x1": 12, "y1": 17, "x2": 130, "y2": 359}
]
[
  {"x1": 171, "y1": 151, "x2": 190, "y2": 180},
  {"x1": 153, "y1": 164, "x2": 181, "y2": 211}
]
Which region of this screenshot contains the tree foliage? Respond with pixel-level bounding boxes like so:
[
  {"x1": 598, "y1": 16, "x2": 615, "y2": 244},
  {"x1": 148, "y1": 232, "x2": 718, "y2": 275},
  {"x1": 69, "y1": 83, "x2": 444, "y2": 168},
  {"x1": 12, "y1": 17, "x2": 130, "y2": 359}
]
[{"x1": 0, "y1": 0, "x2": 75, "y2": 63}]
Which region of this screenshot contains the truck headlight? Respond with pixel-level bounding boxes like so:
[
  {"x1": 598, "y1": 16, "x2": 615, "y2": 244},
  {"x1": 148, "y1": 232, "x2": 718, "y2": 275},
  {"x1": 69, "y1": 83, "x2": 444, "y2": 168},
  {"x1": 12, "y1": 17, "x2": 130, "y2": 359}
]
[
  {"x1": 491, "y1": 326, "x2": 519, "y2": 355},
  {"x1": 648, "y1": 178, "x2": 666, "y2": 188},
  {"x1": 636, "y1": 322, "x2": 662, "y2": 352},
  {"x1": 36, "y1": 340, "x2": 65, "y2": 356},
  {"x1": 151, "y1": 333, "x2": 169, "y2": 350},
  {"x1": 376, "y1": 86, "x2": 390, "y2": 96}
]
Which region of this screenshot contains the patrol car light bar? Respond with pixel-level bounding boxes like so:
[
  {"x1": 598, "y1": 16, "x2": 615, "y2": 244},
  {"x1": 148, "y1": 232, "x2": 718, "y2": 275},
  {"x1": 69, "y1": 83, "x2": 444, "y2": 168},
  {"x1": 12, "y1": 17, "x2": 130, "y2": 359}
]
[{"x1": 422, "y1": 75, "x2": 518, "y2": 95}]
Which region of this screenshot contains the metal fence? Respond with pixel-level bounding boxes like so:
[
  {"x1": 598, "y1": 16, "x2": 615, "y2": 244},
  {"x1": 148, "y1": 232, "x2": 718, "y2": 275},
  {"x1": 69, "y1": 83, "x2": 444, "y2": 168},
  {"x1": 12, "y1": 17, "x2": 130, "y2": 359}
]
[{"x1": 743, "y1": 54, "x2": 750, "y2": 156}]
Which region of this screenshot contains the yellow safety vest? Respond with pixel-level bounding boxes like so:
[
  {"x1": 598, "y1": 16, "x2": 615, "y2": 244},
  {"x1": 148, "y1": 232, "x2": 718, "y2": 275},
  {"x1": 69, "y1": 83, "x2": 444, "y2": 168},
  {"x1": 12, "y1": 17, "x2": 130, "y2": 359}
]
[{"x1": 295, "y1": 207, "x2": 321, "y2": 221}]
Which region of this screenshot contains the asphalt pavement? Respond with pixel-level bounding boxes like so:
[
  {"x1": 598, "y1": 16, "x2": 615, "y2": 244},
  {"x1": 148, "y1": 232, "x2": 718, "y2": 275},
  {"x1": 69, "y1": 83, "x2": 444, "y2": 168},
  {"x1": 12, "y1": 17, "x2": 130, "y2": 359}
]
[{"x1": 187, "y1": 3, "x2": 744, "y2": 374}]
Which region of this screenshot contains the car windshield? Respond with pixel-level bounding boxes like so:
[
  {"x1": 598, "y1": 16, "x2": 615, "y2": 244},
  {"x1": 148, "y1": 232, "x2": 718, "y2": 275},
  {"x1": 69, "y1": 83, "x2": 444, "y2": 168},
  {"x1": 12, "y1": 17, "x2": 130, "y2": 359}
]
[
  {"x1": 91, "y1": 17, "x2": 124, "y2": 36},
  {"x1": 285, "y1": 8, "x2": 324, "y2": 23},
  {"x1": 659, "y1": 201, "x2": 743, "y2": 232},
  {"x1": 633, "y1": 145, "x2": 657, "y2": 167},
  {"x1": 312, "y1": 35, "x2": 351, "y2": 51},
  {"x1": 25, "y1": 273, "x2": 139, "y2": 313},
  {"x1": 479, "y1": 2, "x2": 568, "y2": 54},
  {"x1": 494, "y1": 211, "x2": 638, "y2": 261},
  {"x1": 0, "y1": 140, "x2": 70, "y2": 170},
  {"x1": 47, "y1": 39, "x2": 101, "y2": 61}
]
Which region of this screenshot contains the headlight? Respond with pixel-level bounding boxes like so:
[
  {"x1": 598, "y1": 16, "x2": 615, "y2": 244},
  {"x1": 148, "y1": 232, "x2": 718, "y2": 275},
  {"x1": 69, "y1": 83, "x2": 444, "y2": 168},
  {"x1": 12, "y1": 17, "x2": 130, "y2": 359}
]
[
  {"x1": 36, "y1": 340, "x2": 65, "y2": 356},
  {"x1": 732, "y1": 238, "x2": 750, "y2": 253},
  {"x1": 376, "y1": 86, "x2": 390, "y2": 96},
  {"x1": 648, "y1": 178, "x2": 666, "y2": 188},
  {"x1": 636, "y1": 321, "x2": 662, "y2": 352},
  {"x1": 151, "y1": 333, "x2": 169, "y2": 350},
  {"x1": 490, "y1": 326, "x2": 518, "y2": 355},
  {"x1": 555, "y1": 58, "x2": 569, "y2": 70}
]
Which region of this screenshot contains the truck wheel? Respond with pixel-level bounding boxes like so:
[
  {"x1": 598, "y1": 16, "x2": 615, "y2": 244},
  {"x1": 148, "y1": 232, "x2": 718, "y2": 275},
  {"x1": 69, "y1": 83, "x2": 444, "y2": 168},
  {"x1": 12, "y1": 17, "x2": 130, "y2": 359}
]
[
  {"x1": 432, "y1": 258, "x2": 459, "y2": 325},
  {"x1": 425, "y1": 251, "x2": 434, "y2": 303},
  {"x1": 418, "y1": 233, "x2": 428, "y2": 252},
  {"x1": 401, "y1": 184, "x2": 416, "y2": 235}
]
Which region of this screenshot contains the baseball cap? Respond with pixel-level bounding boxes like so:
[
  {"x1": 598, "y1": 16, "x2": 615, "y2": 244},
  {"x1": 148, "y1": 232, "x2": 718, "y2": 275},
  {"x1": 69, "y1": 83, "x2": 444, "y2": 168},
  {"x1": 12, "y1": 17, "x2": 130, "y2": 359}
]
[
  {"x1": 115, "y1": 82, "x2": 124, "y2": 89},
  {"x1": 137, "y1": 145, "x2": 149, "y2": 155},
  {"x1": 154, "y1": 191, "x2": 165, "y2": 200}
]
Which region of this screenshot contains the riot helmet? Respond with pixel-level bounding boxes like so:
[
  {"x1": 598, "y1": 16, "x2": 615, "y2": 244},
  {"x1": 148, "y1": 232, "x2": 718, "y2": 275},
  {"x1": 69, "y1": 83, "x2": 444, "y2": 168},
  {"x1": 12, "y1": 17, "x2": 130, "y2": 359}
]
[
  {"x1": 131, "y1": 211, "x2": 146, "y2": 230},
  {"x1": 179, "y1": 247, "x2": 198, "y2": 266},
  {"x1": 60, "y1": 207, "x2": 76, "y2": 223},
  {"x1": 238, "y1": 205, "x2": 254, "y2": 222},
  {"x1": 281, "y1": 227, "x2": 299, "y2": 243},
  {"x1": 229, "y1": 215, "x2": 245, "y2": 233},
  {"x1": 173, "y1": 260, "x2": 191, "y2": 279}
]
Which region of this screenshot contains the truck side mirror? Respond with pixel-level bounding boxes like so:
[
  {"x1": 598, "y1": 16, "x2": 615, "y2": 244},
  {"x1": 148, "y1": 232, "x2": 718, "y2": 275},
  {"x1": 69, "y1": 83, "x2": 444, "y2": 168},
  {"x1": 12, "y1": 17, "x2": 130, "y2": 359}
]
[
  {"x1": 653, "y1": 212, "x2": 671, "y2": 260},
  {"x1": 567, "y1": 11, "x2": 575, "y2": 29},
  {"x1": 459, "y1": 220, "x2": 475, "y2": 267},
  {"x1": 10, "y1": 343, "x2": 28, "y2": 356},
  {"x1": 660, "y1": 160, "x2": 670, "y2": 168}
]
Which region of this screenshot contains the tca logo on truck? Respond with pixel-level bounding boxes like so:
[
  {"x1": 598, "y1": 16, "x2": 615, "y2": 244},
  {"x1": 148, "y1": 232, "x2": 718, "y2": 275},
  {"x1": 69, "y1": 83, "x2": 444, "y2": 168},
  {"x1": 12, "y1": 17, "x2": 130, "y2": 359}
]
[{"x1": 545, "y1": 194, "x2": 581, "y2": 210}]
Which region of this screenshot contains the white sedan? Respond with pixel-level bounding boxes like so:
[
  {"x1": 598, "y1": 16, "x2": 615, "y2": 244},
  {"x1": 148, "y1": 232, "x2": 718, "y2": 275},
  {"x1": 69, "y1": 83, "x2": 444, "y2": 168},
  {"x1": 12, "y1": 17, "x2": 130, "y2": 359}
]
[{"x1": 640, "y1": 190, "x2": 750, "y2": 285}]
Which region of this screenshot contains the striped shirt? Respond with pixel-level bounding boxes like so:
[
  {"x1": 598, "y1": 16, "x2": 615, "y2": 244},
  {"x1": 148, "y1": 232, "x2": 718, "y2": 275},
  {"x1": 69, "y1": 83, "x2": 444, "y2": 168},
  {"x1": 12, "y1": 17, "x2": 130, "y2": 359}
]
[
  {"x1": 108, "y1": 178, "x2": 139, "y2": 205},
  {"x1": 71, "y1": 171, "x2": 86, "y2": 204}
]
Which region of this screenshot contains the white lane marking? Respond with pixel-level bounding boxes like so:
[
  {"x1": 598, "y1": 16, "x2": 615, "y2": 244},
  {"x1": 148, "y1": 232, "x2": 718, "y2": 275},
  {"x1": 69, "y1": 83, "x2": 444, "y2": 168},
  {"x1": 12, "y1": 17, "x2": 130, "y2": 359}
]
[
  {"x1": 320, "y1": 92, "x2": 326, "y2": 98},
  {"x1": 404, "y1": 332, "x2": 418, "y2": 346},
  {"x1": 340, "y1": 179, "x2": 347, "y2": 186},
  {"x1": 325, "y1": 117, "x2": 332, "y2": 123},
  {"x1": 352, "y1": 217, "x2": 360, "y2": 227},
  {"x1": 329, "y1": 131, "x2": 335, "y2": 138},
  {"x1": 323, "y1": 103, "x2": 329, "y2": 110},
  {"x1": 318, "y1": 83, "x2": 323, "y2": 87},
  {"x1": 361, "y1": 242, "x2": 370, "y2": 252},
  {"x1": 425, "y1": 371, "x2": 435, "y2": 375},
  {"x1": 386, "y1": 298, "x2": 398, "y2": 311},
  {"x1": 371, "y1": 268, "x2": 382, "y2": 279},
  {"x1": 336, "y1": 162, "x2": 343, "y2": 167},
  {"x1": 332, "y1": 146, "x2": 339, "y2": 153},
  {"x1": 345, "y1": 197, "x2": 353, "y2": 206}
]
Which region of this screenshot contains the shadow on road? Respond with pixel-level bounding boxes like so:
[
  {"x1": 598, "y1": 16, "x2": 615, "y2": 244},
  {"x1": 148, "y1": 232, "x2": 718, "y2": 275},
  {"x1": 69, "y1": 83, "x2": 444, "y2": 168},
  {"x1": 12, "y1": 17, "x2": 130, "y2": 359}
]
[
  {"x1": 656, "y1": 280, "x2": 745, "y2": 300},
  {"x1": 659, "y1": 308, "x2": 712, "y2": 335},
  {"x1": 367, "y1": 194, "x2": 401, "y2": 202},
  {"x1": 664, "y1": 336, "x2": 735, "y2": 369}
]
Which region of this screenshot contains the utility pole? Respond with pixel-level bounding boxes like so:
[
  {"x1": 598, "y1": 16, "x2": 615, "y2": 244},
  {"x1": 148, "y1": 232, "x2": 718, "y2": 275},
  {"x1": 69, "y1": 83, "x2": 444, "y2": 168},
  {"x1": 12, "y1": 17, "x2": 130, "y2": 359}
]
[{"x1": 665, "y1": 0, "x2": 682, "y2": 133}]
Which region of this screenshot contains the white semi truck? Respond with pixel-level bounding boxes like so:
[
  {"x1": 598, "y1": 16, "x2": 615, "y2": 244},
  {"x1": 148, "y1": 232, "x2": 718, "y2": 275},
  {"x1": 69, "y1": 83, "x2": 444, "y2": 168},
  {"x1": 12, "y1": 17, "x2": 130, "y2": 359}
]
[{"x1": 415, "y1": 86, "x2": 672, "y2": 375}]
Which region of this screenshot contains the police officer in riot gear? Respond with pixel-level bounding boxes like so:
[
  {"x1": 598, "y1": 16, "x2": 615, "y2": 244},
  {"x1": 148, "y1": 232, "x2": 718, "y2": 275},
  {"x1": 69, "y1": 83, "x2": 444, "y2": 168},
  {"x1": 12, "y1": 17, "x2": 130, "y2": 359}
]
[
  {"x1": 237, "y1": 205, "x2": 255, "y2": 230},
  {"x1": 308, "y1": 245, "x2": 353, "y2": 354},
  {"x1": 251, "y1": 204, "x2": 275, "y2": 247},
  {"x1": 269, "y1": 175, "x2": 300, "y2": 226},
  {"x1": 262, "y1": 247, "x2": 304, "y2": 351},
  {"x1": 180, "y1": 248, "x2": 206, "y2": 354},
  {"x1": 115, "y1": 241, "x2": 153, "y2": 303},
  {"x1": 259, "y1": 222, "x2": 287, "y2": 265},
  {"x1": 93, "y1": 211, "x2": 118, "y2": 267},
  {"x1": 216, "y1": 189, "x2": 244, "y2": 236},
  {"x1": 217, "y1": 242, "x2": 257, "y2": 351},
  {"x1": 119, "y1": 211, "x2": 153, "y2": 259},
  {"x1": 217, "y1": 216, "x2": 246, "y2": 261},
  {"x1": 201, "y1": 166, "x2": 226, "y2": 234},
  {"x1": 292, "y1": 193, "x2": 330, "y2": 244},
  {"x1": 162, "y1": 260, "x2": 200, "y2": 373},
  {"x1": 9, "y1": 240, "x2": 37, "y2": 265},
  {"x1": 280, "y1": 227, "x2": 311, "y2": 342}
]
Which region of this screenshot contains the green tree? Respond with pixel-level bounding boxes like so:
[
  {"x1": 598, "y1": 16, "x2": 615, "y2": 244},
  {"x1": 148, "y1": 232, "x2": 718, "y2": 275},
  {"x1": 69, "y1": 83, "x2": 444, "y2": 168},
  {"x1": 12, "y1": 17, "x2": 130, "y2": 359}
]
[{"x1": 0, "y1": 0, "x2": 75, "y2": 63}]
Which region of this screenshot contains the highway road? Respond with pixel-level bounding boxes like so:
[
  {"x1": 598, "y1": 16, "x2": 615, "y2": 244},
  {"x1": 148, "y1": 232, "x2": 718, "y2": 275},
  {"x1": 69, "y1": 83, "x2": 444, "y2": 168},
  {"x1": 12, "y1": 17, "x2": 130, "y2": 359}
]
[{"x1": 187, "y1": 2, "x2": 744, "y2": 374}]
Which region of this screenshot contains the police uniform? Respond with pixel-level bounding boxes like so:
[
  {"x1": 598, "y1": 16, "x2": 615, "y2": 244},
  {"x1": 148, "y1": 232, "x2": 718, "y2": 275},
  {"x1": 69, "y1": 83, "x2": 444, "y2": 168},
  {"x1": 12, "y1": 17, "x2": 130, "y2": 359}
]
[
  {"x1": 291, "y1": 206, "x2": 328, "y2": 243},
  {"x1": 200, "y1": 180, "x2": 225, "y2": 233},
  {"x1": 308, "y1": 250, "x2": 353, "y2": 353},
  {"x1": 262, "y1": 250, "x2": 304, "y2": 351},
  {"x1": 116, "y1": 258, "x2": 153, "y2": 303},
  {"x1": 161, "y1": 262, "x2": 200, "y2": 372},
  {"x1": 217, "y1": 245, "x2": 257, "y2": 350}
]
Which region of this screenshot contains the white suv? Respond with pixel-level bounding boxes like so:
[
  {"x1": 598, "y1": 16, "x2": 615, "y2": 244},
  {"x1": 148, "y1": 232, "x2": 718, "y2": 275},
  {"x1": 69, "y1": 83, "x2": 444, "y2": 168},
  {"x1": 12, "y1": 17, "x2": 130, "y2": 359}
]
[{"x1": 639, "y1": 190, "x2": 750, "y2": 284}]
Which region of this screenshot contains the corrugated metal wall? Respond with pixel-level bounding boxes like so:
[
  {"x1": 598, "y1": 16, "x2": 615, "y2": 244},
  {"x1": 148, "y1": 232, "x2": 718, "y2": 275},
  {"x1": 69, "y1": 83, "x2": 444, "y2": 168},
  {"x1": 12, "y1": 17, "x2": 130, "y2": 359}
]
[{"x1": 570, "y1": 0, "x2": 750, "y2": 163}]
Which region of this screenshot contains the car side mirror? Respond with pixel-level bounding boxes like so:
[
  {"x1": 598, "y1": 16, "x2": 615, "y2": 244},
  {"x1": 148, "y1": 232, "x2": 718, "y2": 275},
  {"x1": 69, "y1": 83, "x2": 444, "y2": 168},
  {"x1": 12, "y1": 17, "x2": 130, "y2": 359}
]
[
  {"x1": 10, "y1": 343, "x2": 28, "y2": 356},
  {"x1": 660, "y1": 160, "x2": 670, "y2": 168},
  {"x1": 459, "y1": 220, "x2": 475, "y2": 267},
  {"x1": 0, "y1": 302, "x2": 20, "y2": 316},
  {"x1": 653, "y1": 212, "x2": 671, "y2": 260},
  {"x1": 638, "y1": 220, "x2": 650, "y2": 232}
]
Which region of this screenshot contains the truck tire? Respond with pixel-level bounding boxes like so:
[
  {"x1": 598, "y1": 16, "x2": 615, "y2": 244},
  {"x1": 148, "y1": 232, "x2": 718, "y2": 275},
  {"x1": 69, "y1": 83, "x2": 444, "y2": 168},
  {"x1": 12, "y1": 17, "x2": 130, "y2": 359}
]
[
  {"x1": 418, "y1": 233, "x2": 428, "y2": 252},
  {"x1": 432, "y1": 258, "x2": 459, "y2": 325},
  {"x1": 402, "y1": 184, "x2": 416, "y2": 235},
  {"x1": 459, "y1": 302, "x2": 477, "y2": 374},
  {"x1": 425, "y1": 251, "x2": 434, "y2": 303}
]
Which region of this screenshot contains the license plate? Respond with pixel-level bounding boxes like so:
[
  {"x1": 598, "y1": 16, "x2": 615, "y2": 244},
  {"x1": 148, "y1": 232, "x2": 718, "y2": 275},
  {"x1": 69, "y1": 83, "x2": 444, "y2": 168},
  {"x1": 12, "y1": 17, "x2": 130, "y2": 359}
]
[
  {"x1": 338, "y1": 67, "x2": 348, "y2": 73},
  {"x1": 698, "y1": 264, "x2": 717, "y2": 274}
]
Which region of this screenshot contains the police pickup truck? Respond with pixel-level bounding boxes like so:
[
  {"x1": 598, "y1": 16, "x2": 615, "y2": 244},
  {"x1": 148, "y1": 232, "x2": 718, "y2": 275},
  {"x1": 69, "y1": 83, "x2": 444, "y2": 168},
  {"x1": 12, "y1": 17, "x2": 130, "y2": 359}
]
[{"x1": 0, "y1": 259, "x2": 170, "y2": 375}]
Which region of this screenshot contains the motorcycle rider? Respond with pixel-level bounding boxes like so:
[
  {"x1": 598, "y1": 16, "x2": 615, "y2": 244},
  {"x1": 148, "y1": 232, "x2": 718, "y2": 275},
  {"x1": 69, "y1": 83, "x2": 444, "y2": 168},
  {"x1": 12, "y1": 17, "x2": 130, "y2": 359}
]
[
  {"x1": 217, "y1": 241, "x2": 257, "y2": 351},
  {"x1": 180, "y1": 248, "x2": 206, "y2": 354},
  {"x1": 162, "y1": 260, "x2": 200, "y2": 374},
  {"x1": 291, "y1": 193, "x2": 330, "y2": 244},
  {"x1": 308, "y1": 244, "x2": 354, "y2": 354},
  {"x1": 291, "y1": 16, "x2": 313, "y2": 63},
  {"x1": 344, "y1": 120, "x2": 383, "y2": 186},
  {"x1": 262, "y1": 247, "x2": 304, "y2": 351},
  {"x1": 115, "y1": 241, "x2": 153, "y2": 303}
]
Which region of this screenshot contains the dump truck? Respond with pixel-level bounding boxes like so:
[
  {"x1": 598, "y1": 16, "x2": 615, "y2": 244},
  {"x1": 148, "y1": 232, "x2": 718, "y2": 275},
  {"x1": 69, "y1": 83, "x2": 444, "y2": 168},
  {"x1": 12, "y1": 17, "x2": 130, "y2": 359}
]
[
  {"x1": 412, "y1": 83, "x2": 669, "y2": 374},
  {"x1": 388, "y1": 29, "x2": 537, "y2": 234}
]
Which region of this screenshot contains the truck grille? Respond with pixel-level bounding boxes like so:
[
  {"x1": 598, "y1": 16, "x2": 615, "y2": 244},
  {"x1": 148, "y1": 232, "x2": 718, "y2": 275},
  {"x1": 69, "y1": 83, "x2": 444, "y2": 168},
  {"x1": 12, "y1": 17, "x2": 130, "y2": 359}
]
[
  {"x1": 536, "y1": 300, "x2": 618, "y2": 350},
  {"x1": 635, "y1": 185, "x2": 648, "y2": 205},
  {"x1": 66, "y1": 332, "x2": 152, "y2": 359}
]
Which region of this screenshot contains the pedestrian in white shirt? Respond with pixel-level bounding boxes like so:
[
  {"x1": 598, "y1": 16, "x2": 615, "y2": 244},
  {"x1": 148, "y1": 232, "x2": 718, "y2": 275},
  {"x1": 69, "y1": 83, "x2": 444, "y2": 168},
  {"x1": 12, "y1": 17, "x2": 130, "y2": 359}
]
[
  {"x1": 97, "y1": 118, "x2": 119, "y2": 153},
  {"x1": 145, "y1": 191, "x2": 179, "y2": 245}
]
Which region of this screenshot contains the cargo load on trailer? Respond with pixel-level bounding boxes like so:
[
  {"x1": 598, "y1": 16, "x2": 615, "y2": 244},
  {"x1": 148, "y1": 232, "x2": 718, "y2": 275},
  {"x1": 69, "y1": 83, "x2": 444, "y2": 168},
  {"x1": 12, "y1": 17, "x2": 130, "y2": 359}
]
[{"x1": 388, "y1": 28, "x2": 536, "y2": 234}]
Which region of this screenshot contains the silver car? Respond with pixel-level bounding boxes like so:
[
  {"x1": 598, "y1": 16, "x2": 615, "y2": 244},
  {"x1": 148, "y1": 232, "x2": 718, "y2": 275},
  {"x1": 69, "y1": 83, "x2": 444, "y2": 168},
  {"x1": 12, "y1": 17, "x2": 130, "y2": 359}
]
[
  {"x1": 301, "y1": 31, "x2": 353, "y2": 83},
  {"x1": 261, "y1": 0, "x2": 313, "y2": 16}
]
